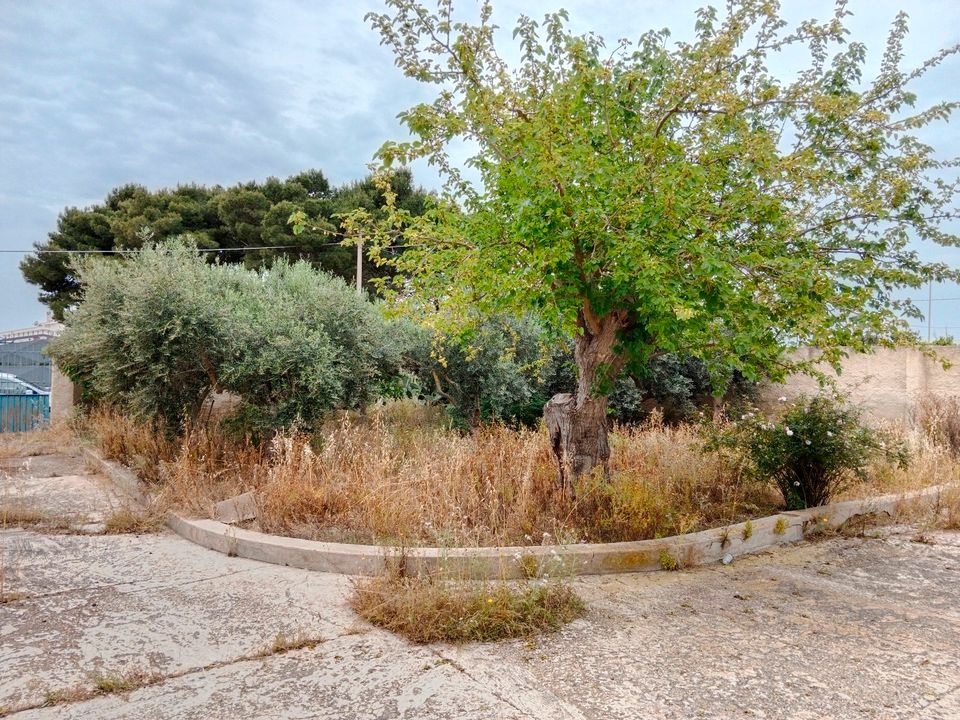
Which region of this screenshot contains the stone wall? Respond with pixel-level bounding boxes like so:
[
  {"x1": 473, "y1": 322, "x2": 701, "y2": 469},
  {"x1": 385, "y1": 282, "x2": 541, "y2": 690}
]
[{"x1": 760, "y1": 347, "x2": 960, "y2": 422}]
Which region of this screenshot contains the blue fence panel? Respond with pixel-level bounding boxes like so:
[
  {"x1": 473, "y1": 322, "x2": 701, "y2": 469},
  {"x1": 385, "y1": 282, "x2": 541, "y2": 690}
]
[{"x1": 0, "y1": 394, "x2": 50, "y2": 433}]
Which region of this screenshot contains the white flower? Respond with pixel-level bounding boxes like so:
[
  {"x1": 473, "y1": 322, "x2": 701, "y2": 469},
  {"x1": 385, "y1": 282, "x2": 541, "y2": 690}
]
[
  {"x1": 778, "y1": 396, "x2": 787, "y2": 402},
  {"x1": 793, "y1": 481, "x2": 800, "y2": 487},
  {"x1": 785, "y1": 427, "x2": 794, "y2": 437},
  {"x1": 805, "y1": 439, "x2": 811, "y2": 446},
  {"x1": 827, "y1": 431, "x2": 833, "y2": 437}
]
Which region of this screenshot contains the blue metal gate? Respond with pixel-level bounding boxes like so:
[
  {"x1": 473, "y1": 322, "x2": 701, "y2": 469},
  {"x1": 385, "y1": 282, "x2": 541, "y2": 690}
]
[{"x1": 0, "y1": 394, "x2": 50, "y2": 433}]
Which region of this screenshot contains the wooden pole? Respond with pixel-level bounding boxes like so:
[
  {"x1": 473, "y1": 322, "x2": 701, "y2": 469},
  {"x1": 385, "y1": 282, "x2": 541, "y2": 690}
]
[{"x1": 356, "y1": 234, "x2": 363, "y2": 295}]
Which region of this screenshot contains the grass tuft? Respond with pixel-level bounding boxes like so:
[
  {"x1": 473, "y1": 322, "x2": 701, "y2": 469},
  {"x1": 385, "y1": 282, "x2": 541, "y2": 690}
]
[
  {"x1": 253, "y1": 631, "x2": 325, "y2": 658},
  {"x1": 350, "y1": 572, "x2": 585, "y2": 644},
  {"x1": 658, "y1": 549, "x2": 680, "y2": 571},
  {"x1": 102, "y1": 508, "x2": 166, "y2": 535},
  {"x1": 0, "y1": 506, "x2": 47, "y2": 527}
]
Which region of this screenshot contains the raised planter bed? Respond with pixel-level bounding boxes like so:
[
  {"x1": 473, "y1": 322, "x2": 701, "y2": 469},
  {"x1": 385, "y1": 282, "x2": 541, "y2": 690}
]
[{"x1": 86, "y1": 447, "x2": 951, "y2": 579}]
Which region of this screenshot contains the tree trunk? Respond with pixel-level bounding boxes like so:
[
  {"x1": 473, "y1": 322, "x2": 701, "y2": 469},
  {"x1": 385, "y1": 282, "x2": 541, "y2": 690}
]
[{"x1": 544, "y1": 309, "x2": 626, "y2": 496}]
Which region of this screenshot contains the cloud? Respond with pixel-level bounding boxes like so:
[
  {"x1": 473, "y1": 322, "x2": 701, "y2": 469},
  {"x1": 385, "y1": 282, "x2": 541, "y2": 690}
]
[{"x1": 0, "y1": 0, "x2": 957, "y2": 332}]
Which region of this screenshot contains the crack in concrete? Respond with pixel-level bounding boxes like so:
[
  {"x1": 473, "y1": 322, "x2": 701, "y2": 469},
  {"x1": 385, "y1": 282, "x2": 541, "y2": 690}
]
[
  {"x1": 2, "y1": 627, "x2": 366, "y2": 718},
  {"x1": 3, "y1": 568, "x2": 255, "y2": 604},
  {"x1": 426, "y1": 647, "x2": 584, "y2": 720},
  {"x1": 925, "y1": 681, "x2": 960, "y2": 709}
]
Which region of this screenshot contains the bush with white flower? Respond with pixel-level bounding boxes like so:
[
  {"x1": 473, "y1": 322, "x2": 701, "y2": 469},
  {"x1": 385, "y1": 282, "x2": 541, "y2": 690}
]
[{"x1": 717, "y1": 395, "x2": 908, "y2": 510}]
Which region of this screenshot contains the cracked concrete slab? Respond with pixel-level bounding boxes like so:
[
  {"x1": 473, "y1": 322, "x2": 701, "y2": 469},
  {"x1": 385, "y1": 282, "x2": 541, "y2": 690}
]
[{"x1": 2, "y1": 451, "x2": 959, "y2": 719}]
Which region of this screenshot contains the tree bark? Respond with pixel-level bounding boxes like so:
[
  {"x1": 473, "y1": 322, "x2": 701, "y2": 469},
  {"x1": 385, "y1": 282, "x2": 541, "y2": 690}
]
[{"x1": 544, "y1": 308, "x2": 626, "y2": 496}]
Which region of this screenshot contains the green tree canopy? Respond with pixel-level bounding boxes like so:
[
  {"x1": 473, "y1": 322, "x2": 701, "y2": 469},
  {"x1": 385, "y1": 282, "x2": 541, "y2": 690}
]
[
  {"x1": 358, "y1": 0, "x2": 959, "y2": 486},
  {"x1": 22, "y1": 169, "x2": 430, "y2": 318}
]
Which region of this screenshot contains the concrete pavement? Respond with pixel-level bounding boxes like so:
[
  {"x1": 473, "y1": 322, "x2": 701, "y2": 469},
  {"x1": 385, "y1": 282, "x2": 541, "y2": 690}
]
[{"x1": 2, "y1": 449, "x2": 958, "y2": 719}]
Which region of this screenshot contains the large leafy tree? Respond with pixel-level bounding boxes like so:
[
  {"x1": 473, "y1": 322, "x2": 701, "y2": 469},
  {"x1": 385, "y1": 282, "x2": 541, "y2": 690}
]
[
  {"x1": 360, "y1": 0, "x2": 959, "y2": 489},
  {"x1": 21, "y1": 169, "x2": 429, "y2": 318}
]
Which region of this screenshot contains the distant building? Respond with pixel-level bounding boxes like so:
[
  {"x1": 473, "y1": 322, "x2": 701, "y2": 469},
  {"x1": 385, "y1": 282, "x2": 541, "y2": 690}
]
[
  {"x1": 0, "y1": 317, "x2": 63, "y2": 343},
  {"x1": 0, "y1": 316, "x2": 63, "y2": 391}
]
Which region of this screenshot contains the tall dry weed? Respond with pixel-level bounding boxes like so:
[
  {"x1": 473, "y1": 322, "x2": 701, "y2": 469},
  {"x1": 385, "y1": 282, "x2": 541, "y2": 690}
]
[
  {"x1": 915, "y1": 393, "x2": 960, "y2": 457},
  {"x1": 84, "y1": 400, "x2": 957, "y2": 547}
]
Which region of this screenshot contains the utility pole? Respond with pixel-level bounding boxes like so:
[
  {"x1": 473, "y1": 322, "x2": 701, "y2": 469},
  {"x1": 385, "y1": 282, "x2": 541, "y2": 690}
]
[
  {"x1": 356, "y1": 234, "x2": 363, "y2": 296},
  {"x1": 927, "y1": 280, "x2": 932, "y2": 342}
]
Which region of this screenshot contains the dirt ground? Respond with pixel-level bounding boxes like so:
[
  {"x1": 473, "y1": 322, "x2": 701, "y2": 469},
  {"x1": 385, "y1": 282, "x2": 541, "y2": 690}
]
[{"x1": 2, "y1": 447, "x2": 959, "y2": 719}]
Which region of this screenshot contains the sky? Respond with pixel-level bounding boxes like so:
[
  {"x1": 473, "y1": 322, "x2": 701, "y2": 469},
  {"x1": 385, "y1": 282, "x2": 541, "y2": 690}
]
[{"x1": 1, "y1": 0, "x2": 958, "y2": 336}]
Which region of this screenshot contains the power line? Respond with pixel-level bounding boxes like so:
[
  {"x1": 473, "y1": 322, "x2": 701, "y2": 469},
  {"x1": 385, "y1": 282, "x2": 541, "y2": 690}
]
[{"x1": 0, "y1": 243, "x2": 352, "y2": 255}]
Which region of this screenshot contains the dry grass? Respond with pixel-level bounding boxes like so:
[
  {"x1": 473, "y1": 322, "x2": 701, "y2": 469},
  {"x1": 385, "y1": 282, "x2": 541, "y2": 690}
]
[
  {"x1": 0, "y1": 422, "x2": 76, "y2": 460},
  {"x1": 350, "y1": 571, "x2": 585, "y2": 644},
  {"x1": 843, "y1": 424, "x2": 960, "y2": 500},
  {"x1": 937, "y1": 485, "x2": 960, "y2": 530},
  {"x1": 915, "y1": 393, "x2": 960, "y2": 457},
  {"x1": 0, "y1": 501, "x2": 87, "y2": 534},
  {"x1": 252, "y1": 631, "x2": 325, "y2": 658},
  {"x1": 39, "y1": 668, "x2": 163, "y2": 708},
  {"x1": 0, "y1": 505, "x2": 47, "y2": 527},
  {"x1": 81, "y1": 408, "x2": 176, "y2": 484},
  {"x1": 84, "y1": 400, "x2": 959, "y2": 548},
  {"x1": 102, "y1": 507, "x2": 166, "y2": 535}
]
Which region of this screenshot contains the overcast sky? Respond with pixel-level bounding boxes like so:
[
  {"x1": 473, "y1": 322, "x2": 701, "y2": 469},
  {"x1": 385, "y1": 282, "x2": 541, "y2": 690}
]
[{"x1": 1, "y1": 0, "x2": 958, "y2": 336}]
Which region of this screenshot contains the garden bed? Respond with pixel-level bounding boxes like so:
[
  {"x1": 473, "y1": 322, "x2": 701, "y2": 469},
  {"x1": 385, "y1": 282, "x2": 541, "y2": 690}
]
[
  {"x1": 83, "y1": 398, "x2": 960, "y2": 551},
  {"x1": 87, "y1": 444, "x2": 957, "y2": 579}
]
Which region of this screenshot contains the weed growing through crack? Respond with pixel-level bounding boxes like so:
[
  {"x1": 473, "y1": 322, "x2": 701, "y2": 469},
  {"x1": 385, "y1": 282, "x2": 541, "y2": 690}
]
[
  {"x1": 35, "y1": 668, "x2": 162, "y2": 711},
  {"x1": 742, "y1": 519, "x2": 753, "y2": 540},
  {"x1": 254, "y1": 631, "x2": 325, "y2": 658},
  {"x1": 102, "y1": 508, "x2": 165, "y2": 535},
  {"x1": 717, "y1": 526, "x2": 731, "y2": 548},
  {"x1": 773, "y1": 517, "x2": 787, "y2": 535},
  {"x1": 658, "y1": 549, "x2": 680, "y2": 571}
]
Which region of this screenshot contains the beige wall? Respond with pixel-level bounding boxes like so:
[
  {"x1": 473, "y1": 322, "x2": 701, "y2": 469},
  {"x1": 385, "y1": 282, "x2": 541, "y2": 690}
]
[
  {"x1": 49, "y1": 362, "x2": 78, "y2": 424},
  {"x1": 760, "y1": 347, "x2": 960, "y2": 422}
]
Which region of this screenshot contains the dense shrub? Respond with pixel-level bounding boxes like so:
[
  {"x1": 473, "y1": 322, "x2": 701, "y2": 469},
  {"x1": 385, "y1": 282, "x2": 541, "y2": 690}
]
[
  {"x1": 403, "y1": 321, "x2": 757, "y2": 428},
  {"x1": 49, "y1": 243, "x2": 228, "y2": 424},
  {"x1": 722, "y1": 395, "x2": 908, "y2": 509},
  {"x1": 50, "y1": 242, "x2": 407, "y2": 432},
  {"x1": 402, "y1": 316, "x2": 552, "y2": 427},
  {"x1": 218, "y1": 262, "x2": 405, "y2": 431}
]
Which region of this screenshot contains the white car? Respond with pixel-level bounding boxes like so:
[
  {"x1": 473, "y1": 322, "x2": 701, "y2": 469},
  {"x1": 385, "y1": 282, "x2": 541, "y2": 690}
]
[{"x1": 0, "y1": 372, "x2": 49, "y2": 395}]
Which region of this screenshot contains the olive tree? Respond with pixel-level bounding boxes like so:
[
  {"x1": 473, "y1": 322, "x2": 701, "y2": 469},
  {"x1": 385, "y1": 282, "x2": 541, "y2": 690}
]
[{"x1": 348, "y1": 0, "x2": 958, "y2": 490}]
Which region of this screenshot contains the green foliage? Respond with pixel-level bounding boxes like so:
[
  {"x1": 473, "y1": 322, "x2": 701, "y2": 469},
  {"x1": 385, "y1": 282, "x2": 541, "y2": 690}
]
[
  {"x1": 658, "y1": 549, "x2": 680, "y2": 571},
  {"x1": 403, "y1": 316, "x2": 553, "y2": 427},
  {"x1": 398, "y1": 317, "x2": 754, "y2": 428},
  {"x1": 359, "y1": 0, "x2": 960, "y2": 391},
  {"x1": 48, "y1": 242, "x2": 227, "y2": 425},
  {"x1": 217, "y1": 262, "x2": 401, "y2": 432},
  {"x1": 48, "y1": 242, "x2": 409, "y2": 433},
  {"x1": 725, "y1": 396, "x2": 908, "y2": 509},
  {"x1": 22, "y1": 169, "x2": 430, "y2": 318}
]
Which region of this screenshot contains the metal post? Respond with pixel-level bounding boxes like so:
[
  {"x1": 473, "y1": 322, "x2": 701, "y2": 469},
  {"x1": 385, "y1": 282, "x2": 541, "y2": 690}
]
[{"x1": 927, "y1": 280, "x2": 932, "y2": 342}]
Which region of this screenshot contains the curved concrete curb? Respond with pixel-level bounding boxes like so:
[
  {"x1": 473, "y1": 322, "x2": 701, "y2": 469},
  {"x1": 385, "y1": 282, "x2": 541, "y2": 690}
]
[{"x1": 85, "y1": 447, "x2": 954, "y2": 578}]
